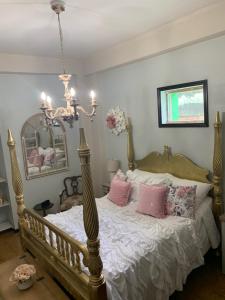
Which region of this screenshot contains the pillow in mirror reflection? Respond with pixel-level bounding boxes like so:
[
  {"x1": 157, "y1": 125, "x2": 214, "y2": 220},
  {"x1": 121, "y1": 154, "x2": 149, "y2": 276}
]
[{"x1": 60, "y1": 195, "x2": 83, "y2": 212}]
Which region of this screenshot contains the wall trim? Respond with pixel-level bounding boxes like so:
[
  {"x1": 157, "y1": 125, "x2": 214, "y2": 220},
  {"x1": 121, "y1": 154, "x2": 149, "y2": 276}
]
[
  {"x1": 83, "y1": 1, "x2": 225, "y2": 75},
  {"x1": 0, "y1": 53, "x2": 84, "y2": 75}
]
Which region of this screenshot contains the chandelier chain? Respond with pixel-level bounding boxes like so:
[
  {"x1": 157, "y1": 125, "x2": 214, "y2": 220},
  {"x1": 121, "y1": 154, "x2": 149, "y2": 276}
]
[
  {"x1": 57, "y1": 12, "x2": 66, "y2": 74},
  {"x1": 40, "y1": 0, "x2": 97, "y2": 127}
]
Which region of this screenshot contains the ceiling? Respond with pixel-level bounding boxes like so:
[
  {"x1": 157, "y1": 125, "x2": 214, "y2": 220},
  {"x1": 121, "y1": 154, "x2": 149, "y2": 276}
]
[{"x1": 0, "y1": 0, "x2": 222, "y2": 59}]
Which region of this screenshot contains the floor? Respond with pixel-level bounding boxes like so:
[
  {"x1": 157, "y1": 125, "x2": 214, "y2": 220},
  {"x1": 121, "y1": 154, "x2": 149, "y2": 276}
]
[{"x1": 0, "y1": 230, "x2": 225, "y2": 300}]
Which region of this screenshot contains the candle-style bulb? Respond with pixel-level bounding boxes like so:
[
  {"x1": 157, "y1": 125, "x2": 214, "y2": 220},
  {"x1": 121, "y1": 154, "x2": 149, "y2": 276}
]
[
  {"x1": 46, "y1": 96, "x2": 52, "y2": 104},
  {"x1": 70, "y1": 88, "x2": 76, "y2": 97},
  {"x1": 46, "y1": 96, "x2": 53, "y2": 110},
  {"x1": 41, "y1": 92, "x2": 47, "y2": 101},
  {"x1": 90, "y1": 90, "x2": 96, "y2": 99}
]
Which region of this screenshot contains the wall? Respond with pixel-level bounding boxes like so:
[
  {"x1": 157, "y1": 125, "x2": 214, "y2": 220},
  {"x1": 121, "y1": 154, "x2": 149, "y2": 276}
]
[
  {"x1": 0, "y1": 74, "x2": 81, "y2": 228},
  {"x1": 84, "y1": 34, "x2": 225, "y2": 195},
  {"x1": 2, "y1": 34, "x2": 225, "y2": 226}
]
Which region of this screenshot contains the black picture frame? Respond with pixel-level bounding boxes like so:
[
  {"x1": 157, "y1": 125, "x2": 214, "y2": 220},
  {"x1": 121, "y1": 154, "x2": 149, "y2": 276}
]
[{"x1": 157, "y1": 80, "x2": 209, "y2": 128}]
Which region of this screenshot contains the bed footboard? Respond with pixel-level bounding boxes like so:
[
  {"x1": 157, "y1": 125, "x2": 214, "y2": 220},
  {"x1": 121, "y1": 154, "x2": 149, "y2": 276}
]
[
  {"x1": 23, "y1": 208, "x2": 90, "y2": 299},
  {"x1": 7, "y1": 129, "x2": 107, "y2": 300}
]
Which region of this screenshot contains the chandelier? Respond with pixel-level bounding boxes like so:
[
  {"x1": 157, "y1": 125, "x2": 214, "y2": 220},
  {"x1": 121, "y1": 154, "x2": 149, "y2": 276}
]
[{"x1": 40, "y1": 0, "x2": 97, "y2": 127}]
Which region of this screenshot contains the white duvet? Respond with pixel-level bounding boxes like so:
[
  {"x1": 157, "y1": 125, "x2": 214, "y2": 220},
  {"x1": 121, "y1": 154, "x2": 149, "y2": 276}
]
[{"x1": 46, "y1": 196, "x2": 219, "y2": 300}]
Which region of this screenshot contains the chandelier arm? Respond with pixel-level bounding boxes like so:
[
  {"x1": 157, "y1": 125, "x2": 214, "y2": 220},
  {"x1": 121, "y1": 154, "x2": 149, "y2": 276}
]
[
  {"x1": 44, "y1": 107, "x2": 69, "y2": 120},
  {"x1": 77, "y1": 106, "x2": 97, "y2": 118}
]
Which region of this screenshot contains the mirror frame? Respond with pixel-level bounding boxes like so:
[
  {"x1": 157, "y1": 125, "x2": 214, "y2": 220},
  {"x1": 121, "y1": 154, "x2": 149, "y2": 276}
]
[
  {"x1": 157, "y1": 80, "x2": 209, "y2": 128},
  {"x1": 21, "y1": 113, "x2": 69, "y2": 180}
]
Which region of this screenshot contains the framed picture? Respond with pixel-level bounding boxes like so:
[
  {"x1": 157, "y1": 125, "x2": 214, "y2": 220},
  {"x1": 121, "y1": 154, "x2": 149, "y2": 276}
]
[{"x1": 157, "y1": 80, "x2": 209, "y2": 127}]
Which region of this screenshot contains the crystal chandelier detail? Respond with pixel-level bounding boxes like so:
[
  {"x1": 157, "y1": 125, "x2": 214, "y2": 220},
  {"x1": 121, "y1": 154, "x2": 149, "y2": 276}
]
[{"x1": 40, "y1": 0, "x2": 97, "y2": 127}]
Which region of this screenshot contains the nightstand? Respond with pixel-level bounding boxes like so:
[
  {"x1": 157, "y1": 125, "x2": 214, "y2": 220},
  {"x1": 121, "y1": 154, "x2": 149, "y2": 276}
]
[
  {"x1": 102, "y1": 183, "x2": 110, "y2": 195},
  {"x1": 220, "y1": 214, "x2": 225, "y2": 273}
]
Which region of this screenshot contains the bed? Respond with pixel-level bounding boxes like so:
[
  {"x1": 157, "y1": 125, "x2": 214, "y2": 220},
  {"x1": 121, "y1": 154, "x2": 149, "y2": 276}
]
[
  {"x1": 7, "y1": 112, "x2": 223, "y2": 300},
  {"x1": 45, "y1": 195, "x2": 219, "y2": 300}
]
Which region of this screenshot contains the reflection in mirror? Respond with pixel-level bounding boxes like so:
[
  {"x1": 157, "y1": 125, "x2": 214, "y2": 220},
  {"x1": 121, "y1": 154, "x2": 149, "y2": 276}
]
[{"x1": 21, "y1": 113, "x2": 68, "y2": 179}]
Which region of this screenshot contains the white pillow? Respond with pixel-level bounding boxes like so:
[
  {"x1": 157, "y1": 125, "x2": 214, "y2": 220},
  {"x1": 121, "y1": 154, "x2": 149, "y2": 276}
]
[
  {"x1": 167, "y1": 174, "x2": 212, "y2": 201},
  {"x1": 127, "y1": 169, "x2": 172, "y2": 182},
  {"x1": 126, "y1": 170, "x2": 172, "y2": 201},
  {"x1": 56, "y1": 152, "x2": 65, "y2": 160},
  {"x1": 126, "y1": 169, "x2": 212, "y2": 205},
  {"x1": 115, "y1": 169, "x2": 127, "y2": 181}
]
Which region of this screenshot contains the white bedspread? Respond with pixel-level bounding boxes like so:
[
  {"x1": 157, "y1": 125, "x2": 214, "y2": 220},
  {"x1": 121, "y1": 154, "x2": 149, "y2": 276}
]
[{"x1": 46, "y1": 196, "x2": 219, "y2": 300}]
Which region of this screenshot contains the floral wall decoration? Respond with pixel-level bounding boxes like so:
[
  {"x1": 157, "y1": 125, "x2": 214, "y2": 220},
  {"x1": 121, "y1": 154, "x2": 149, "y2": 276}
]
[{"x1": 106, "y1": 106, "x2": 127, "y2": 135}]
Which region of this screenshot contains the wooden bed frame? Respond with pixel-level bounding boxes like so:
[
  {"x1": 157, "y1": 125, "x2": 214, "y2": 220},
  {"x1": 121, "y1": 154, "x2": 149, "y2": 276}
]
[{"x1": 7, "y1": 113, "x2": 223, "y2": 300}]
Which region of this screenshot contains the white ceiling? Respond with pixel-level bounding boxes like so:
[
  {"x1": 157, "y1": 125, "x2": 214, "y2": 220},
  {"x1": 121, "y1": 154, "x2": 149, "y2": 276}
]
[{"x1": 0, "y1": 0, "x2": 222, "y2": 59}]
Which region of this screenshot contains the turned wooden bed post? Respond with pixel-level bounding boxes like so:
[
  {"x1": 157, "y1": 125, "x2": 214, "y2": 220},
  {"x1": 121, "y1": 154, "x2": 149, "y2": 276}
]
[
  {"x1": 78, "y1": 128, "x2": 107, "y2": 300},
  {"x1": 7, "y1": 129, "x2": 26, "y2": 246},
  {"x1": 213, "y1": 112, "x2": 223, "y2": 223},
  {"x1": 127, "y1": 118, "x2": 135, "y2": 170}
]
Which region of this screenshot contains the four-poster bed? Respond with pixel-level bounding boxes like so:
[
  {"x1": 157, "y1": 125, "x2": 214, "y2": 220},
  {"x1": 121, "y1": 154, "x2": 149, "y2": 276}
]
[{"x1": 7, "y1": 112, "x2": 223, "y2": 300}]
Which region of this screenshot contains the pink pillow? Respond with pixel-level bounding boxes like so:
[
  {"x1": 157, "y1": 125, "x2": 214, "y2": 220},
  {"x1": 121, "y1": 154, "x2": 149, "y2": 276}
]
[
  {"x1": 33, "y1": 154, "x2": 44, "y2": 167},
  {"x1": 108, "y1": 178, "x2": 131, "y2": 206},
  {"x1": 136, "y1": 184, "x2": 169, "y2": 218},
  {"x1": 28, "y1": 149, "x2": 38, "y2": 164}
]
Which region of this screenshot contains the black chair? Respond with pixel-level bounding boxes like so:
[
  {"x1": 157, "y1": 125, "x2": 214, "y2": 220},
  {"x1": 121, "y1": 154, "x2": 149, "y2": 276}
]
[{"x1": 59, "y1": 176, "x2": 83, "y2": 211}]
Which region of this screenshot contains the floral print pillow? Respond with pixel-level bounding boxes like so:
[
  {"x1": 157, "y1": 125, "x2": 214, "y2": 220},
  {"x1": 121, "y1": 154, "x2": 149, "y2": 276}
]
[{"x1": 167, "y1": 185, "x2": 197, "y2": 219}]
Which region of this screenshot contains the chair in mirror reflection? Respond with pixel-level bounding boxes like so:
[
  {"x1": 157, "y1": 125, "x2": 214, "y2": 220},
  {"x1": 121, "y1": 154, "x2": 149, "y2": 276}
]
[{"x1": 21, "y1": 113, "x2": 68, "y2": 179}]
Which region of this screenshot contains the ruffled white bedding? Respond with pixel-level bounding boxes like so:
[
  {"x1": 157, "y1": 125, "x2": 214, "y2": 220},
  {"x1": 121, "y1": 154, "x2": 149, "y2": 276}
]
[{"x1": 45, "y1": 196, "x2": 219, "y2": 300}]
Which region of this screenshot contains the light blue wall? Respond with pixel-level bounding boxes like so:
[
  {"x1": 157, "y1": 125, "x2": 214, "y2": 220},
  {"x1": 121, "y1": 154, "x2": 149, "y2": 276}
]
[
  {"x1": 2, "y1": 35, "x2": 225, "y2": 224},
  {"x1": 0, "y1": 74, "x2": 80, "y2": 228},
  {"x1": 85, "y1": 35, "x2": 225, "y2": 194}
]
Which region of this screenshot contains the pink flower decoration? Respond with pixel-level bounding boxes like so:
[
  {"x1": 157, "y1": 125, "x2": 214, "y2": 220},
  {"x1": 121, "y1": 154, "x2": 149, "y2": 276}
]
[{"x1": 106, "y1": 115, "x2": 116, "y2": 129}]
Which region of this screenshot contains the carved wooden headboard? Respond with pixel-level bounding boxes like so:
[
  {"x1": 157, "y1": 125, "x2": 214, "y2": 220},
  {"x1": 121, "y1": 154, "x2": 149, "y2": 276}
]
[
  {"x1": 126, "y1": 113, "x2": 223, "y2": 222},
  {"x1": 136, "y1": 145, "x2": 210, "y2": 183}
]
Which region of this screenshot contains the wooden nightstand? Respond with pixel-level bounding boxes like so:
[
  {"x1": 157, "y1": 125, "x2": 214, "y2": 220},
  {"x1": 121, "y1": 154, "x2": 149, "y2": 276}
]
[
  {"x1": 102, "y1": 183, "x2": 110, "y2": 195},
  {"x1": 0, "y1": 254, "x2": 70, "y2": 300},
  {"x1": 220, "y1": 214, "x2": 225, "y2": 274}
]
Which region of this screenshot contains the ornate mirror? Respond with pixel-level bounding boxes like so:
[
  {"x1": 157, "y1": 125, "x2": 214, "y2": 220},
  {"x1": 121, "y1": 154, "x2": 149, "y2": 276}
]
[{"x1": 21, "y1": 113, "x2": 68, "y2": 180}]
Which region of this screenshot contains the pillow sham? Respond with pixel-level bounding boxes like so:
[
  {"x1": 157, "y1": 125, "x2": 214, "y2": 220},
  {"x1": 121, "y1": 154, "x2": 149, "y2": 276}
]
[
  {"x1": 108, "y1": 178, "x2": 131, "y2": 207},
  {"x1": 127, "y1": 169, "x2": 172, "y2": 182},
  {"x1": 167, "y1": 185, "x2": 197, "y2": 219},
  {"x1": 136, "y1": 184, "x2": 168, "y2": 218}
]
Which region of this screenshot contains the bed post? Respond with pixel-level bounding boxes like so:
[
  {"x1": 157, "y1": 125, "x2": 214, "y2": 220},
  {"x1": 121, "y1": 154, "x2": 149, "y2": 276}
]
[
  {"x1": 78, "y1": 128, "x2": 107, "y2": 300},
  {"x1": 213, "y1": 112, "x2": 223, "y2": 223},
  {"x1": 127, "y1": 118, "x2": 135, "y2": 170},
  {"x1": 7, "y1": 129, "x2": 26, "y2": 246}
]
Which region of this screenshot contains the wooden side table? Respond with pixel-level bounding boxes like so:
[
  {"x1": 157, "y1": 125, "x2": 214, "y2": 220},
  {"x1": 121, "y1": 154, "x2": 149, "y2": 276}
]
[
  {"x1": 33, "y1": 200, "x2": 54, "y2": 217},
  {"x1": 0, "y1": 254, "x2": 70, "y2": 300},
  {"x1": 220, "y1": 214, "x2": 225, "y2": 274}
]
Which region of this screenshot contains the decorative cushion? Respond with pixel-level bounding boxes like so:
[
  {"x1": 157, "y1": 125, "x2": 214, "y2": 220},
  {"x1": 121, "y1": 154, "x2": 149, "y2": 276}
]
[
  {"x1": 136, "y1": 184, "x2": 169, "y2": 218},
  {"x1": 33, "y1": 154, "x2": 44, "y2": 167},
  {"x1": 167, "y1": 174, "x2": 212, "y2": 201},
  {"x1": 28, "y1": 149, "x2": 38, "y2": 164},
  {"x1": 108, "y1": 178, "x2": 131, "y2": 206},
  {"x1": 44, "y1": 149, "x2": 55, "y2": 165},
  {"x1": 127, "y1": 170, "x2": 172, "y2": 202},
  {"x1": 167, "y1": 185, "x2": 197, "y2": 219}
]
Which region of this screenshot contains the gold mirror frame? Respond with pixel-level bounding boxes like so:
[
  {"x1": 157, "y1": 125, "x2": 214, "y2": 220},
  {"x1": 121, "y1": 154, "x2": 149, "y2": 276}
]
[{"x1": 21, "y1": 113, "x2": 69, "y2": 180}]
